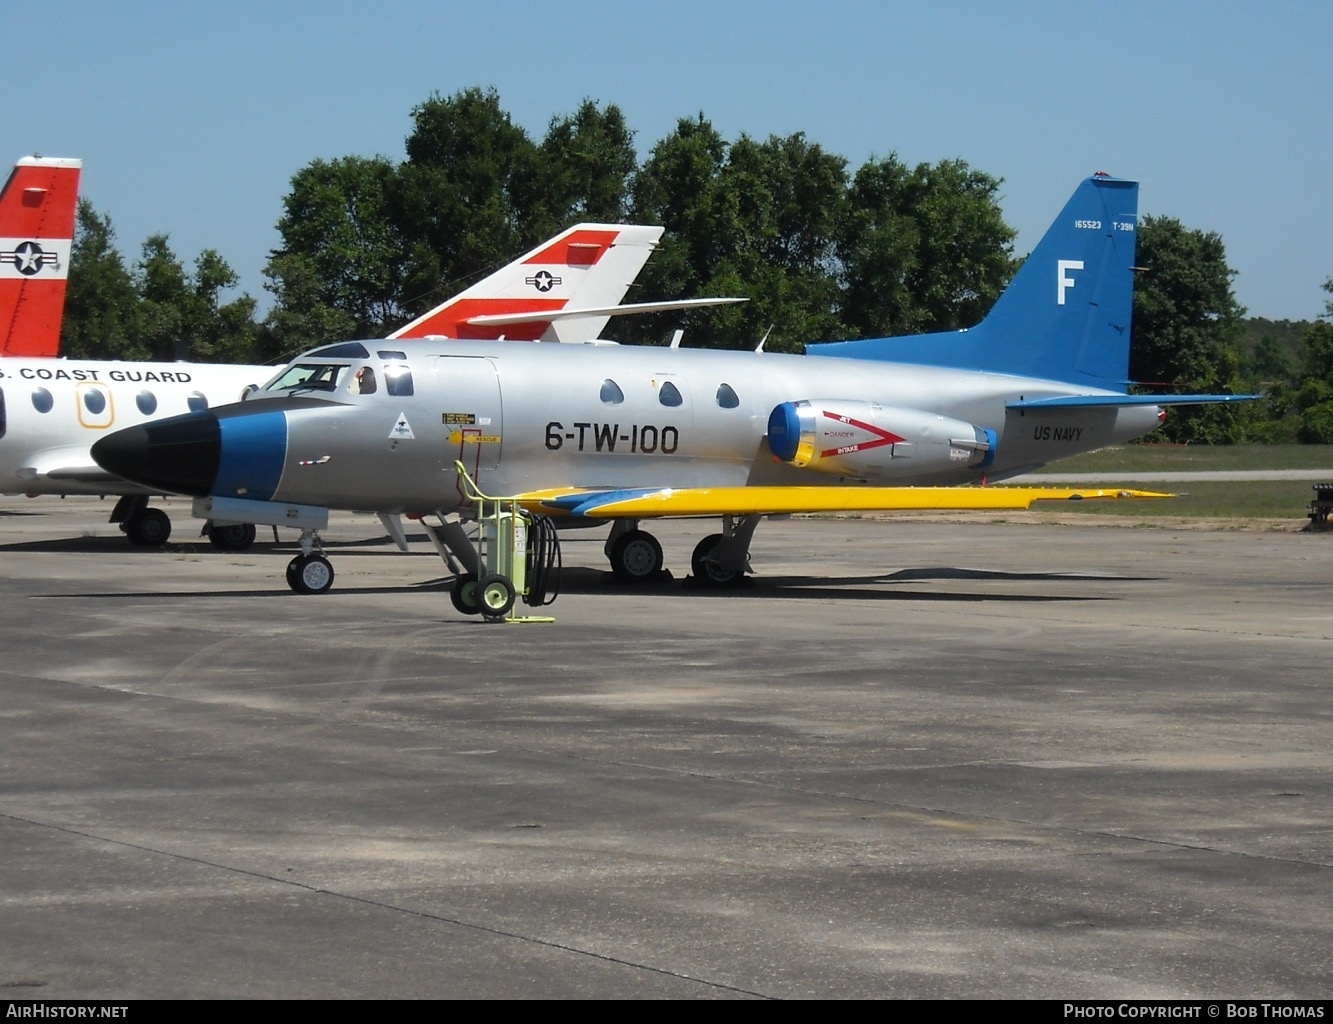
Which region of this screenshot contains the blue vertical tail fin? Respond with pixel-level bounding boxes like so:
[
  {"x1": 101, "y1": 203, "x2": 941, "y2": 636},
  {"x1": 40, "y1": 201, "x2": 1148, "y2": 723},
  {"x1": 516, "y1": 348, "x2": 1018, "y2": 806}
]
[{"x1": 810, "y1": 174, "x2": 1139, "y2": 392}]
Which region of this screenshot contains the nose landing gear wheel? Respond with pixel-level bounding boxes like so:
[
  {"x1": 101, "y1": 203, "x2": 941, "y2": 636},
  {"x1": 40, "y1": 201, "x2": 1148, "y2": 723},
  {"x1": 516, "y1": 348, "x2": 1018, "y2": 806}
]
[
  {"x1": 609, "y1": 529, "x2": 664, "y2": 582},
  {"x1": 477, "y1": 573, "x2": 516, "y2": 621},
  {"x1": 450, "y1": 572, "x2": 481, "y2": 615},
  {"x1": 287, "y1": 554, "x2": 335, "y2": 594}
]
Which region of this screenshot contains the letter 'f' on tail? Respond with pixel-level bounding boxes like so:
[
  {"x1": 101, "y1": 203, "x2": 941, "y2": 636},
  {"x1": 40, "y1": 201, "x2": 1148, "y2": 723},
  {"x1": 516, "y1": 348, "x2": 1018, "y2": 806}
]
[
  {"x1": 0, "y1": 156, "x2": 82, "y2": 357},
  {"x1": 389, "y1": 224, "x2": 664, "y2": 342}
]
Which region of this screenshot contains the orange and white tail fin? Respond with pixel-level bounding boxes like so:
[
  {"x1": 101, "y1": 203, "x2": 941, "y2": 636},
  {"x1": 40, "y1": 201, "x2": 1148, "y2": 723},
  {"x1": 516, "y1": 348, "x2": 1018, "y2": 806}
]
[
  {"x1": 390, "y1": 223, "x2": 664, "y2": 342},
  {"x1": 0, "y1": 156, "x2": 82, "y2": 357}
]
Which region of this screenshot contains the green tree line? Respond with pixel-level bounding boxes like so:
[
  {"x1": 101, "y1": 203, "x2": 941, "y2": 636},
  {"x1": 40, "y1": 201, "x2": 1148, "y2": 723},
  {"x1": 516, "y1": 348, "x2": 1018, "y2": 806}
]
[{"x1": 58, "y1": 87, "x2": 1333, "y2": 443}]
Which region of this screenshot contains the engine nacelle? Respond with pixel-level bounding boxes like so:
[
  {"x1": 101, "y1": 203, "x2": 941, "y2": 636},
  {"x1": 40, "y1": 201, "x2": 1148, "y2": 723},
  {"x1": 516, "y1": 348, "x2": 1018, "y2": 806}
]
[{"x1": 767, "y1": 400, "x2": 996, "y2": 480}]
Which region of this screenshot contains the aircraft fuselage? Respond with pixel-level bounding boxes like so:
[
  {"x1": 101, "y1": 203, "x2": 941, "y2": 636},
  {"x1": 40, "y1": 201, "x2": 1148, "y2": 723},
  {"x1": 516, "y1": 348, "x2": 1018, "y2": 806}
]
[
  {"x1": 0, "y1": 358, "x2": 269, "y2": 496},
  {"x1": 178, "y1": 340, "x2": 1160, "y2": 515}
]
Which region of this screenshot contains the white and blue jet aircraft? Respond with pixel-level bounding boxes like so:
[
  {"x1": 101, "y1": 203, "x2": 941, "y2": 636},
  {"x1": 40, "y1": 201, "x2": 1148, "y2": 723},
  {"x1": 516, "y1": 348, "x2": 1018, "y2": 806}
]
[{"x1": 92, "y1": 174, "x2": 1252, "y2": 599}]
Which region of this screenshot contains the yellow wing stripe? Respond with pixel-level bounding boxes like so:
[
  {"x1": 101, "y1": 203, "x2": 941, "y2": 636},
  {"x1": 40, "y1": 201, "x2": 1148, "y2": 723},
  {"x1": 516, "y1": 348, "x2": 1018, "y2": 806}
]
[{"x1": 517, "y1": 485, "x2": 1172, "y2": 519}]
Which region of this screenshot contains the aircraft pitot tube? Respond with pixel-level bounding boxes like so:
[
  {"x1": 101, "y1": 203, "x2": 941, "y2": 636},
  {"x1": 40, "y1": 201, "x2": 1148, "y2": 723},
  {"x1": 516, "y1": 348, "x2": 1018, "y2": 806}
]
[{"x1": 766, "y1": 400, "x2": 996, "y2": 480}]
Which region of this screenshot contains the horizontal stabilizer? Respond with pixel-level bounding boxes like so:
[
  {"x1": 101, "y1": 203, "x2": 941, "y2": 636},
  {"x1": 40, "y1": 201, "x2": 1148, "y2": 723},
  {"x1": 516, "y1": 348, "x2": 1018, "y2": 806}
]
[
  {"x1": 1008, "y1": 394, "x2": 1261, "y2": 410},
  {"x1": 465, "y1": 296, "x2": 747, "y2": 327},
  {"x1": 518, "y1": 484, "x2": 1172, "y2": 519},
  {"x1": 12, "y1": 450, "x2": 152, "y2": 493}
]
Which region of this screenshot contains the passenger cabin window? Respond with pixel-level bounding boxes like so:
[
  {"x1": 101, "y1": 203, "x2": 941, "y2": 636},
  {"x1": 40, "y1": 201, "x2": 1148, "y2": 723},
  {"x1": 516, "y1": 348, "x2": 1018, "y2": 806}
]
[
  {"x1": 265, "y1": 362, "x2": 348, "y2": 393},
  {"x1": 187, "y1": 392, "x2": 208, "y2": 412},
  {"x1": 600, "y1": 379, "x2": 624, "y2": 405},
  {"x1": 137, "y1": 391, "x2": 158, "y2": 416},
  {"x1": 383, "y1": 364, "x2": 412, "y2": 396},
  {"x1": 716, "y1": 383, "x2": 740, "y2": 409},
  {"x1": 658, "y1": 381, "x2": 683, "y2": 407},
  {"x1": 83, "y1": 390, "x2": 106, "y2": 415},
  {"x1": 377, "y1": 351, "x2": 413, "y2": 397},
  {"x1": 32, "y1": 388, "x2": 53, "y2": 414}
]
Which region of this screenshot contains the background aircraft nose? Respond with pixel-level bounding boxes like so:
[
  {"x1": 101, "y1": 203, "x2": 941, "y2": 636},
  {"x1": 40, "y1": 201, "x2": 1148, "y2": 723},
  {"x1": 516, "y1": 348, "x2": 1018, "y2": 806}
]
[{"x1": 92, "y1": 413, "x2": 221, "y2": 497}]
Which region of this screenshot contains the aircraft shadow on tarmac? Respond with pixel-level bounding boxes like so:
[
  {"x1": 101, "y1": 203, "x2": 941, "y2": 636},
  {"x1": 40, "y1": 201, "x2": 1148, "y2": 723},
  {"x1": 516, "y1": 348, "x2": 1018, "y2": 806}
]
[
  {"x1": 508, "y1": 566, "x2": 1146, "y2": 604},
  {"x1": 30, "y1": 565, "x2": 1150, "y2": 605}
]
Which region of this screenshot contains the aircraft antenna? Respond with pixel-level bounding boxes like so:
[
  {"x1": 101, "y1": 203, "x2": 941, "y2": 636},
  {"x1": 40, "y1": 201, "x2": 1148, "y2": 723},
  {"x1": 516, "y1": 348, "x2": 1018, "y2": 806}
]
[{"x1": 755, "y1": 325, "x2": 774, "y2": 353}]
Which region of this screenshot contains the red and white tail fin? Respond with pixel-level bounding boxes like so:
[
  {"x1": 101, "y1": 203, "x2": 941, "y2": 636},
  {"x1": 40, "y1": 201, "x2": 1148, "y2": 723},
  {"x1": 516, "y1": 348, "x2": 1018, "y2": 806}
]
[
  {"x1": 0, "y1": 156, "x2": 82, "y2": 357},
  {"x1": 390, "y1": 223, "x2": 664, "y2": 342}
]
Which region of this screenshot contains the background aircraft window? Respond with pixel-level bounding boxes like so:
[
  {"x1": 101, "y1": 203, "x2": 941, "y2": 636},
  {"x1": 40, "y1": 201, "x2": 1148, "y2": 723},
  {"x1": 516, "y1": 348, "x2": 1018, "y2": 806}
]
[
  {"x1": 716, "y1": 383, "x2": 740, "y2": 409},
  {"x1": 31, "y1": 388, "x2": 53, "y2": 414},
  {"x1": 187, "y1": 392, "x2": 208, "y2": 412},
  {"x1": 136, "y1": 391, "x2": 158, "y2": 416},
  {"x1": 658, "y1": 381, "x2": 683, "y2": 407},
  {"x1": 384, "y1": 364, "x2": 413, "y2": 397},
  {"x1": 83, "y1": 389, "x2": 107, "y2": 415},
  {"x1": 600, "y1": 379, "x2": 624, "y2": 404}
]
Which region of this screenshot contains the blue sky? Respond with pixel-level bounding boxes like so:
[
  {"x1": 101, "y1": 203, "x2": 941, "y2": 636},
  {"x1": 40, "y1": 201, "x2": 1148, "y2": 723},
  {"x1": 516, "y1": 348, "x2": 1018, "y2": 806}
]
[{"x1": 5, "y1": 1, "x2": 1329, "y2": 322}]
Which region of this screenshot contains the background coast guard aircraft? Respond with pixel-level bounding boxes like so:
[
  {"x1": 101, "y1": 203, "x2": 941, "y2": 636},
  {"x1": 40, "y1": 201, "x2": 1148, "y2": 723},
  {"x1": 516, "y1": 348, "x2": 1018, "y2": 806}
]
[
  {"x1": 1, "y1": 156, "x2": 81, "y2": 357},
  {"x1": 93, "y1": 174, "x2": 1253, "y2": 597},
  {"x1": 4, "y1": 220, "x2": 701, "y2": 545}
]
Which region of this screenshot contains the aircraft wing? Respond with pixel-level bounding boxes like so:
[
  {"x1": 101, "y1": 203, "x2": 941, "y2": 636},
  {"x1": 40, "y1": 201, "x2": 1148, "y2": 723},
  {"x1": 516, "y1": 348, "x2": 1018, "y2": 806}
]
[{"x1": 517, "y1": 485, "x2": 1171, "y2": 519}]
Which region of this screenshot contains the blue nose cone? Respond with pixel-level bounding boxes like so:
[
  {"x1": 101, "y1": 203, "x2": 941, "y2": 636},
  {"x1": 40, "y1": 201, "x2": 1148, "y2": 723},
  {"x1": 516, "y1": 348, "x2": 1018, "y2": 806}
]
[{"x1": 92, "y1": 406, "x2": 289, "y2": 501}]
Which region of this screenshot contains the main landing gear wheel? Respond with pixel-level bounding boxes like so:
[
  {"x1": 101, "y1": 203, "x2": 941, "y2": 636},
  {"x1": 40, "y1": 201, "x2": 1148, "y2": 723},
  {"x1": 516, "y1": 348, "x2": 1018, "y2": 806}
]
[
  {"x1": 125, "y1": 507, "x2": 171, "y2": 547},
  {"x1": 287, "y1": 553, "x2": 334, "y2": 594},
  {"x1": 609, "y1": 529, "x2": 664, "y2": 582},
  {"x1": 450, "y1": 572, "x2": 481, "y2": 616},
  {"x1": 208, "y1": 522, "x2": 257, "y2": 551},
  {"x1": 691, "y1": 533, "x2": 744, "y2": 588},
  {"x1": 477, "y1": 574, "x2": 516, "y2": 621}
]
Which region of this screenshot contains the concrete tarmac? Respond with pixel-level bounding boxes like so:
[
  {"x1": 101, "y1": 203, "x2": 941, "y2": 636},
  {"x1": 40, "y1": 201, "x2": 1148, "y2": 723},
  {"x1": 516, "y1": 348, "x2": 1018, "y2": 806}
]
[{"x1": 1, "y1": 497, "x2": 1329, "y2": 999}]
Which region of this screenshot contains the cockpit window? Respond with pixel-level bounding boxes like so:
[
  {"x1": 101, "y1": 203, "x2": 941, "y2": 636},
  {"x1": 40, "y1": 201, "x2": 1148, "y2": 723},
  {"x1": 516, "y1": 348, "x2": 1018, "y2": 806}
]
[
  {"x1": 600, "y1": 379, "x2": 624, "y2": 405},
  {"x1": 265, "y1": 362, "x2": 349, "y2": 393},
  {"x1": 306, "y1": 341, "x2": 370, "y2": 359}
]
